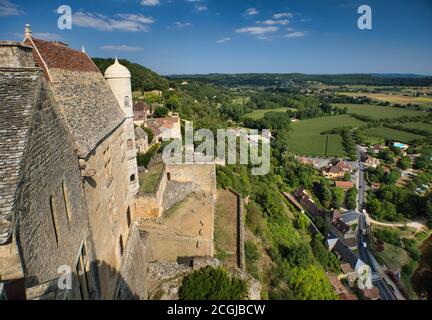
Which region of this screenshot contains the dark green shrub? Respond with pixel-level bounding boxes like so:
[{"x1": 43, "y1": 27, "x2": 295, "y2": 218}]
[{"x1": 179, "y1": 266, "x2": 248, "y2": 300}]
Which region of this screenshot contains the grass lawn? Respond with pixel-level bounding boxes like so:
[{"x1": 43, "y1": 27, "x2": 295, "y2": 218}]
[
  {"x1": 243, "y1": 107, "x2": 295, "y2": 120},
  {"x1": 398, "y1": 122, "x2": 432, "y2": 134},
  {"x1": 286, "y1": 115, "x2": 365, "y2": 157},
  {"x1": 365, "y1": 127, "x2": 424, "y2": 143},
  {"x1": 138, "y1": 161, "x2": 164, "y2": 194},
  {"x1": 337, "y1": 93, "x2": 432, "y2": 109},
  {"x1": 377, "y1": 242, "x2": 411, "y2": 273},
  {"x1": 333, "y1": 103, "x2": 427, "y2": 120},
  {"x1": 214, "y1": 189, "x2": 239, "y2": 266}
]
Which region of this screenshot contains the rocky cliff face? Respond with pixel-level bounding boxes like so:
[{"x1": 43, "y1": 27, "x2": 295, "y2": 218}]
[{"x1": 146, "y1": 257, "x2": 261, "y2": 300}]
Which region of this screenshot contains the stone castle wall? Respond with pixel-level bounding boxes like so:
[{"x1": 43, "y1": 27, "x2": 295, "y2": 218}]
[
  {"x1": 0, "y1": 41, "x2": 34, "y2": 68},
  {"x1": 115, "y1": 224, "x2": 148, "y2": 300},
  {"x1": 14, "y1": 74, "x2": 90, "y2": 299},
  {"x1": 134, "y1": 165, "x2": 167, "y2": 219},
  {"x1": 82, "y1": 122, "x2": 134, "y2": 299}
]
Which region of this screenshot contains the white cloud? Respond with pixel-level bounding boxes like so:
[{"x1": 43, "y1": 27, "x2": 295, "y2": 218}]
[
  {"x1": 285, "y1": 31, "x2": 306, "y2": 38},
  {"x1": 273, "y1": 12, "x2": 293, "y2": 19},
  {"x1": 72, "y1": 11, "x2": 155, "y2": 32},
  {"x1": 33, "y1": 33, "x2": 63, "y2": 41},
  {"x1": 194, "y1": 4, "x2": 207, "y2": 12},
  {"x1": 140, "y1": 0, "x2": 160, "y2": 6},
  {"x1": 257, "y1": 19, "x2": 289, "y2": 26},
  {"x1": 170, "y1": 21, "x2": 193, "y2": 29},
  {"x1": 216, "y1": 37, "x2": 231, "y2": 43},
  {"x1": 100, "y1": 45, "x2": 144, "y2": 52},
  {"x1": 244, "y1": 8, "x2": 259, "y2": 16},
  {"x1": 236, "y1": 26, "x2": 279, "y2": 36},
  {"x1": 0, "y1": 0, "x2": 23, "y2": 16},
  {"x1": 117, "y1": 13, "x2": 155, "y2": 24}
]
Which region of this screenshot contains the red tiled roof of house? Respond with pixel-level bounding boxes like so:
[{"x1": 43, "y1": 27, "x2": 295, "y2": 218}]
[
  {"x1": 361, "y1": 287, "x2": 381, "y2": 300},
  {"x1": 133, "y1": 101, "x2": 151, "y2": 112},
  {"x1": 24, "y1": 37, "x2": 99, "y2": 75},
  {"x1": 340, "y1": 263, "x2": 354, "y2": 274},
  {"x1": 330, "y1": 209, "x2": 342, "y2": 221},
  {"x1": 147, "y1": 117, "x2": 179, "y2": 136},
  {"x1": 339, "y1": 293, "x2": 358, "y2": 300},
  {"x1": 329, "y1": 160, "x2": 352, "y2": 173},
  {"x1": 326, "y1": 273, "x2": 349, "y2": 295},
  {"x1": 335, "y1": 181, "x2": 354, "y2": 189}
]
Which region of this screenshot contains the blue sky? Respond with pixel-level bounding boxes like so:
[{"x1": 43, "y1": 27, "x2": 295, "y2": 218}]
[{"x1": 1, "y1": 0, "x2": 431, "y2": 75}]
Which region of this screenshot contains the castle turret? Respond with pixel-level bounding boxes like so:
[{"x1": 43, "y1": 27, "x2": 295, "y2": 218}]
[{"x1": 105, "y1": 59, "x2": 139, "y2": 195}]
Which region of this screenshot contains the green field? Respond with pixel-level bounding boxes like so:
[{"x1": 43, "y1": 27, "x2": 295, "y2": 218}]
[
  {"x1": 398, "y1": 122, "x2": 432, "y2": 134},
  {"x1": 243, "y1": 107, "x2": 294, "y2": 120},
  {"x1": 338, "y1": 92, "x2": 432, "y2": 109},
  {"x1": 286, "y1": 115, "x2": 365, "y2": 157},
  {"x1": 365, "y1": 127, "x2": 424, "y2": 143},
  {"x1": 333, "y1": 103, "x2": 427, "y2": 120}
]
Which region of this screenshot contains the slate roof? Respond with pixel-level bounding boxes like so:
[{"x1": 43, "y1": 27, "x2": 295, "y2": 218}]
[
  {"x1": 340, "y1": 210, "x2": 359, "y2": 225},
  {"x1": 24, "y1": 37, "x2": 125, "y2": 158},
  {"x1": 0, "y1": 68, "x2": 40, "y2": 244},
  {"x1": 327, "y1": 232, "x2": 361, "y2": 269},
  {"x1": 134, "y1": 126, "x2": 147, "y2": 141}
]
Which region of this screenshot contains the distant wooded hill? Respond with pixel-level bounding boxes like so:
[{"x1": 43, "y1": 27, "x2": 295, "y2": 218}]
[
  {"x1": 92, "y1": 58, "x2": 169, "y2": 92},
  {"x1": 168, "y1": 73, "x2": 432, "y2": 87}
]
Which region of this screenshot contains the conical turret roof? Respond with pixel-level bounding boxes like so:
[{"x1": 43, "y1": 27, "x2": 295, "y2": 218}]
[{"x1": 104, "y1": 58, "x2": 131, "y2": 78}]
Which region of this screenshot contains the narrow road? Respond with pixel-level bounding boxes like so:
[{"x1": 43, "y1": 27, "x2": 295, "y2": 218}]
[{"x1": 356, "y1": 146, "x2": 396, "y2": 300}]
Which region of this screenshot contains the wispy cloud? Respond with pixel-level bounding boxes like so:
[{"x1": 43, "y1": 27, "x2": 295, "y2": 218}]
[
  {"x1": 257, "y1": 19, "x2": 289, "y2": 26},
  {"x1": 117, "y1": 13, "x2": 155, "y2": 24},
  {"x1": 169, "y1": 21, "x2": 193, "y2": 29},
  {"x1": 0, "y1": 0, "x2": 23, "y2": 16},
  {"x1": 100, "y1": 45, "x2": 144, "y2": 52},
  {"x1": 72, "y1": 12, "x2": 155, "y2": 32},
  {"x1": 140, "y1": 0, "x2": 160, "y2": 6},
  {"x1": 273, "y1": 12, "x2": 293, "y2": 19},
  {"x1": 236, "y1": 26, "x2": 279, "y2": 37},
  {"x1": 194, "y1": 4, "x2": 208, "y2": 12},
  {"x1": 33, "y1": 33, "x2": 63, "y2": 41},
  {"x1": 285, "y1": 31, "x2": 306, "y2": 38},
  {"x1": 244, "y1": 8, "x2": 259, "y2": 16},
  {"x1": 216, "y1": 37, "x2": 231, "y2": 44}
]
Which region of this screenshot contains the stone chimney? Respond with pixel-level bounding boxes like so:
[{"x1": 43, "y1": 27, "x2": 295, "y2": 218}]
[
  {"x1": 0, "y1": 41, "x2": 35, "y2": 68},
  {"x1": 24, "y1": 24, "x2": 32, "y2": 39}
]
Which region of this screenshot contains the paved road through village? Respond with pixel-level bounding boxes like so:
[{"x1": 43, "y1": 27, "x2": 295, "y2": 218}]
[{"x1": 356, "y1": 147, "x2": 396, "y2": 300}]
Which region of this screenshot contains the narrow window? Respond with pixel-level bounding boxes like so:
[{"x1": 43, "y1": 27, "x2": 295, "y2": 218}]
[
  {"x1": 130, "y1": 174, "x2": 136, "y2": 182},
  {"x1": 127, "y1": 139, "x2": 133, "y2": 149},
  {"x1": 126, "y1": 207, "x2": 131, "y2": 229},
  {"x1": 124, "y1": 96, "x2": 131, "y2": 108},
  {"x1": 49, "y1": 195, "x2": 60, "y2": 245},
  {"x1": 167, "y1": 172, "x2": 171, "y2": 181},
  {"x1": 62, "y1": 181, "x2": 72, "y2": 224},
  {"x1": 119, "y1": 235, "x2": 124, "y2": 257}
]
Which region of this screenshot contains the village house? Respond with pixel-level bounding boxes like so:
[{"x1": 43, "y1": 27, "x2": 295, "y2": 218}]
[
  {"x1": 322, "y1": 160, "x2": 352, "y2": 179},
  {"x1": 134, "y1": 126, "x2": 149, "y2": 154},
  {"x1": 133, "y1": 101, "x2": 152, "y2": 126},
  {"x1": 147, "y1": 114, "x2": 182, "y2": 142},
  {"x1": 293, "y1": 188, "x2": 324, "y2": 217},
  {"x1": 335, "y1": 180, "x2": 354, "y2": 190},
  {"x1": 364, "y1": 155, "x2": 381, "y2": 168},
  {"x1": 326, "y1": 272, "x2": 358, "y2": 300}
]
